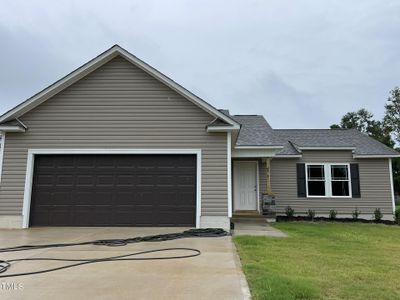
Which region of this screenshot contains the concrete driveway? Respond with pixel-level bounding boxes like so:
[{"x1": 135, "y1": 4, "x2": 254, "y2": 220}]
[{"x1": 0, "y1": 227, "x2": 250, "y2": 300}]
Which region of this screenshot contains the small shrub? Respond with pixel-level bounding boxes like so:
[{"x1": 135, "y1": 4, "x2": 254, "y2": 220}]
[
  {"x1": 352, "y1": 207, "x2": 361, "y2": 220},
  {"x1": 285, "y1": 206, "x2": 295, "y2": 219},
  {"x1": 374, "y1": 208, "x2": 383, "y2": 222},
  {"x1": 307, "y1": 209, "x2": 316, "y2": 221},
  {"x1": 394, "y1": 209, "x2": 400, "y2": 225},
  {"x1": 329, "y1": 209, "x2": 337, "y2": 220}
]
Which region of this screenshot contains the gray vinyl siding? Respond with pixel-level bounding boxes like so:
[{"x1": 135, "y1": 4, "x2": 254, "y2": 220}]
[
  {"x1": 269, "y1": 150, "x2": 393, "y2": 215},
  {"x1": 0, "y1": 56, "x2": 228, "y2": 216}
]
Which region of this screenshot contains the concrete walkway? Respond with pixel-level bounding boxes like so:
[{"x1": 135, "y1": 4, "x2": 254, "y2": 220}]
[
  {"x1": 232, "y1": 219, "x2": 288, "y2": 237},
  {"x1": 0, "y1": 227, "x2": 250, "y2": 300}
]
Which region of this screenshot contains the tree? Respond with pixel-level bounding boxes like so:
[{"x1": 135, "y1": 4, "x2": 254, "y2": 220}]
[
  {"x1": 330, "y1": 108, "x2": 394, "y2": 147},
  {"x1": 384, "y1": 86, "x2": 400, "y2": 144}
]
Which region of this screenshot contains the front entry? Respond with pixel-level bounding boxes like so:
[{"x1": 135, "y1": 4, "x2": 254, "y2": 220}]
[{"x1": 233, "y1": 161, "x2": 258, "y2": 211}]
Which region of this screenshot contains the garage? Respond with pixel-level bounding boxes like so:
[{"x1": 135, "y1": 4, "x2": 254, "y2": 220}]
[{"x1": 29, "y1": 154, "x2": 197, "y2": 227}]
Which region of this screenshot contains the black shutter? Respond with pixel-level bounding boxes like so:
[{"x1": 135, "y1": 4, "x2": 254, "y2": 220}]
[
  {"x1": 297, "y1": 163, "x2": 306, "y2": 197},
  {"x1": 350, "y1": 164, "x2": 361, "y2": 198}
]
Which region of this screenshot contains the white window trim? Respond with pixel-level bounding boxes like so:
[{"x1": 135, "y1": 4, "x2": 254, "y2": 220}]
[
  {"x1": 389, "y1": 158, "x2": 396, "y2": 213},
  {"x1": 22, "y1": 148, "x2": 202, "y2": 229},
  {"x1": 227, "y1": 132, "x2": 232, "y2": 217},
  {"x1": 305, "y1": 163, "x2": 352, "y2": 198}
]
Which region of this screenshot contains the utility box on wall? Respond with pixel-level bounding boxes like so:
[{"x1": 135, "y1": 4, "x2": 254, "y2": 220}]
[{"x1": 262, "y1": 193, "x2": 276, "y2": 215}]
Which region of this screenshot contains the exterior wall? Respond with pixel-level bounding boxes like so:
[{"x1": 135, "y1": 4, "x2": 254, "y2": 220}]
[
  {"x1": 270, "y1": 150, "x2": 394, "y2": 218},
  {"x1": 0, "y1": 56, "x2": 228, "y2": 227}
]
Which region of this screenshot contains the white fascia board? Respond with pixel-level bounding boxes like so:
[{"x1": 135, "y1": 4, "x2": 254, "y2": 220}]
[
  {"x1": 353, "y1": 154, "x2": 400, "y2": 158},
  {"x1": 299, "y1": 147, "x2": 356, "y2": 150},
  {"x1": 0, "y1": 51, "x2": 117, "y2": 123},
  {"x1": 207, "y1": 126, "x2": 239, "y2": 132},
  {"x1": 232, "y1": 148, "x2": 280, "y2": 158},
  {"x1": 116, "y1": 47, "x2": 240, "y2": 129},
  {"x1": 0, "y1": 45, "x2": 240, "y2": 129},
  {"x1": 0, "y1": 126, "x2": 26, "y2": 132},
  {"x1": 235, "y1": 145, "x2": 283, "y2": 150},
  {"x1": 274, "y1": 155, "x2": 303, "y2": 158}
]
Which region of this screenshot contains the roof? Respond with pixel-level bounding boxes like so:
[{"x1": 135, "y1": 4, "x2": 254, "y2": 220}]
[
  {"x1": 231, "y1": 115, "x2": 282, "y2": 147},
  {"x1": 231, "y1": 115, "x2": 399, "y2": 157},
  {"x1": 0, "y1": 45, "x2": 240, "y2": 129},
  {"x1": 273, "y1": 129, "x2": 399, "y2": 157}
]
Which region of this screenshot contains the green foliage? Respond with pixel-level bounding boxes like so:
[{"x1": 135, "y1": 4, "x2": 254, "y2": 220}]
[
  {"x1": 330, "y1": 108, "x2": 394, "y2": 147},
  {"x1": 352, "y1": 207, "x2": 361, "y2": 220},
  {"x1": 331, "y1": 87, "x2": 400, "y2": 195},
  {"x1": 285, "y1": 206, "x2": 295, "y2": 219},
  {"x1": 394, "y1": 209, "x2": 400, "y2": 225},
  {"x1": 374, "y1": 208, "x2": 383, "y2": 222},
  {"x1": 307, "y1": 209, "x2": 316, "y2": 221},
  {"x1": 384, "y1": 86, "x2": 400, "y2": 144},
  {"x1": 329, "y1": 209, "x2": 337, "y2": 220}
]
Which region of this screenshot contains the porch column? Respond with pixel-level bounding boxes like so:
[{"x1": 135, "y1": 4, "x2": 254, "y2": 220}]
[{"x1": 263, "y1": 158, "x2": 272, "y2": 195}]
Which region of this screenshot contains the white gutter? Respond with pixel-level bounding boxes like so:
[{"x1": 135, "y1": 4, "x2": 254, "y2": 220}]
[
  {"x1": 207, "y1": 126, "x2": 239, "y2": 132},
  {"x1": 235, "y1": 145, "x2": 284, "y2": 150},
  {"x1": 0, "y1": 126, "x2": 26, "y2": 132},
  {"x1": 299, "y1": 146, "x2": 356, "y2": 150},
  {"x1": 353, "y1": 154, "x2": 400, "y2": 158}
]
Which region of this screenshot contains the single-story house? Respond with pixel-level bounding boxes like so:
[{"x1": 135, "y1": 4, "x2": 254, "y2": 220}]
[{"x1": 0, "y1": 45, "x2": 398, "y2": 230}]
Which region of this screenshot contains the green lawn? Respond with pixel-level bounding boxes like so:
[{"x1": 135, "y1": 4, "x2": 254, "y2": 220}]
[{"x1": 234, "y1": 222, "x2": 400, "y2": 300}]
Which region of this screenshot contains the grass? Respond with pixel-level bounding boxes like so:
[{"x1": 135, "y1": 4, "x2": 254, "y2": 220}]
[{"x1": 234, "y1": 222, "x2": 400, "y2": 300}]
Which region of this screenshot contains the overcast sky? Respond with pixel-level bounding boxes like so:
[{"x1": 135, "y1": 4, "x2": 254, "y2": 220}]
[{"x1": 1, "y1": 0, "x2": 399, "y2": 128}]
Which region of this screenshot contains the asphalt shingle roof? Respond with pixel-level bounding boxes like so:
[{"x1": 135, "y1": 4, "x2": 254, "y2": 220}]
[
  {"x1": 231, "y1": 115, "x2": 399, "y2": 156},
  {"x1": 231, "y1": 115, "x2": 282, "y2": 146}
]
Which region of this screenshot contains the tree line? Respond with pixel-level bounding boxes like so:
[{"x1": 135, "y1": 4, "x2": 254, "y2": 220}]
[{"x1": 330, "y1": 87, "x2": 400, "y2": 194}]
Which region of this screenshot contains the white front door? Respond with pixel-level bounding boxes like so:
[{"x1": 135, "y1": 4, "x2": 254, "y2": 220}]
[{"x1": 233, "y1": 161, "x2": 258, "y2": 211}]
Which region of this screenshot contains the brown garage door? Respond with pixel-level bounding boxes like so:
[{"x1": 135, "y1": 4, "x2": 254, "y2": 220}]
[{"x1": 30, "y1": 154, "x2": 196, "y2": 227}]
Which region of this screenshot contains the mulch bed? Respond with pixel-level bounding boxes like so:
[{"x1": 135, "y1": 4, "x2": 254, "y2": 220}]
[{"x1": 276, "y1": 215, "x2": 399, "y2": 225}]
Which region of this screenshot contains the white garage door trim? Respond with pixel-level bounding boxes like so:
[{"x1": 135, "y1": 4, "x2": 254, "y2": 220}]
[{"x1": 22, "y1": 149, "x2": 202, "y2": 228}]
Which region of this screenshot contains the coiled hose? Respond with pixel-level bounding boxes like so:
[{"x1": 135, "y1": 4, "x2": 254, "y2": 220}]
[{"x1": 0, "y1": 228, "x2": 228, "y2": 278}]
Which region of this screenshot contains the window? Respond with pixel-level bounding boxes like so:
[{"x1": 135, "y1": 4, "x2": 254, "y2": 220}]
[
  {"x1": 306, "y1": 163, "x2": 351, "y2": 197},
  {"x1": 331, "y1": 165, "x2": 350, "y2": 196},
  {"x1": 307, "y1": 165, "x2": 326, "y2": 196}
]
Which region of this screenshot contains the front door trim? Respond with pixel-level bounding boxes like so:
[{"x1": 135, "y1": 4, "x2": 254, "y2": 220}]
[{"x1": 233, "y1": 160, "x2": 259, "y2": 212}]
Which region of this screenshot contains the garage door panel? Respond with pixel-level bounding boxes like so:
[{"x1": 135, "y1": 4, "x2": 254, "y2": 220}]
[
  {"x1": 76, "y1": 175, "x2": 95, "y2": 186},
  {"x1": 30, "y1": 154, "x2": 196, "y2": 226},
  {"x1": 35, "y1": 175, "x2": 54, "y2": 187}
]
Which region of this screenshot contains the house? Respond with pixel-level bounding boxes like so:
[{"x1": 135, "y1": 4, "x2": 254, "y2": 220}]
[{"x1": 0, "y1": 45, "x2": 398, "y2": 230}]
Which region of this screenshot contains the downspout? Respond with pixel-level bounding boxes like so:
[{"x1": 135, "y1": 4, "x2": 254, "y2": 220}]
[{"x1": 0, "y1": 131, "x2": 5, "y2": 184}]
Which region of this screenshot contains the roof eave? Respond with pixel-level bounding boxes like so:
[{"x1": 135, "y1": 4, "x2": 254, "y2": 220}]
[
  {"x1": 298, "y1": 146, "x2": 356, "y2": 150},
  {"x1": 235, "y1": 145, "x2": 284, "y2": 150},
  {"x1": 206, "y1": 125, "x2": 240, "y2": 132},
  {"x1": 353, "y1": 154, "x2": 400, "y2": 158},
  {"x1": 0, "y1": 45, "x2": 240, "y2": 128},
  {"x1": 0, "y1": 125, "x2": 26, "y2": 132}
]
